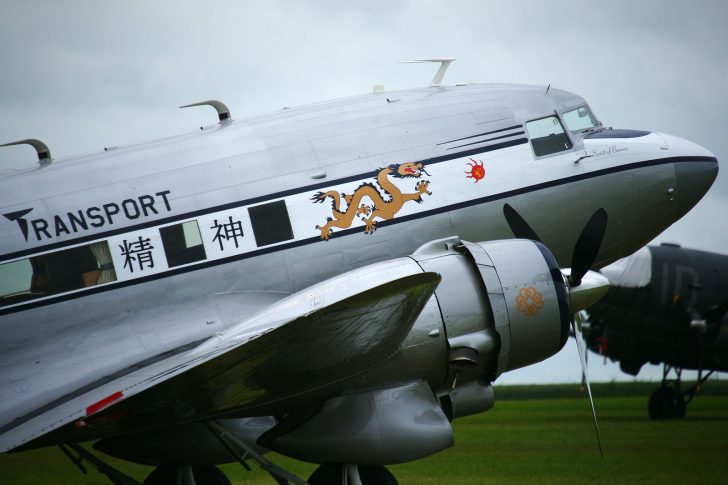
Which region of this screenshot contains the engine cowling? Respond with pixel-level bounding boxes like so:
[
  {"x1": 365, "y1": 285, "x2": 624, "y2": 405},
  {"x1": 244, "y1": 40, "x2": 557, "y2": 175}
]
[{"x1": 411, "y1": 237, "x2": 570, "y2": 379}]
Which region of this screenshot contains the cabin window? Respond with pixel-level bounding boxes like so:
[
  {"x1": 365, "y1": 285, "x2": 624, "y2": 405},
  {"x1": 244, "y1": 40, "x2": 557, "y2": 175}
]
[
  {"x1": 248, "y1": 200, "x2": 294, "y2": 247},
  {"x1": 563, "y1": 105, "x2": 599, "y2": 134},
  {"x1": 159, "y1": 220, "x2": 207, "y2": 267},
  {"x1": 0, "y1": 241, "x2": 117, "y2": 308},
  {"x1": 526, "y1": 115, "x2": 573, "y2": 157}
]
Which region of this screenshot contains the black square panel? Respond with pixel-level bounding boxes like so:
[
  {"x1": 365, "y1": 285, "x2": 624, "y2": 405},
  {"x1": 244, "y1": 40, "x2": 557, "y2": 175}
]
[{"x1": 248, "y1": 200, "x2": 294, "y2": 247}]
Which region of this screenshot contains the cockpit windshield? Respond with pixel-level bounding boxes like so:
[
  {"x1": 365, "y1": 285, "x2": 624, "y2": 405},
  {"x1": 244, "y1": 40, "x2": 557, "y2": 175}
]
[{"x1": 563, "y1": 105, "x2": 599, "y2": 134}]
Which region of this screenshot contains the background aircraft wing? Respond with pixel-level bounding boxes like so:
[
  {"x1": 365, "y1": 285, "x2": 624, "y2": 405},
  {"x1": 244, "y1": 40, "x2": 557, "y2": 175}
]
[{"x1": 1, "y1": 261, "x2": 440, "y2": 452}]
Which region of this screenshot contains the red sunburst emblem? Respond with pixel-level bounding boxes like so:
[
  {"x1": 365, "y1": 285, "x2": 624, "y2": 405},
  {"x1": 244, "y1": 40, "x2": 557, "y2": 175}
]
[{"x1": 465, "y1": 158, "x2": 485, "y2": 183}]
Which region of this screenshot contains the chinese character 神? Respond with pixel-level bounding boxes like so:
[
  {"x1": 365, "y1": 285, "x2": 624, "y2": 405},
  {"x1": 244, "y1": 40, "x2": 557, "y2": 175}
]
[
  {"x1": 210, "y1": 216, "x2": 245, "y2": 251},
  {"x1": 119, "y1": 236, "x2": 155, "y2": 273}
]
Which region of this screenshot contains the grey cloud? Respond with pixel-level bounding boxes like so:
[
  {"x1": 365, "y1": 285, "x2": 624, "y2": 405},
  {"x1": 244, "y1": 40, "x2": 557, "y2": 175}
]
[{"x1": 1, "y1": 0, "x2": 724, "y2": 198}]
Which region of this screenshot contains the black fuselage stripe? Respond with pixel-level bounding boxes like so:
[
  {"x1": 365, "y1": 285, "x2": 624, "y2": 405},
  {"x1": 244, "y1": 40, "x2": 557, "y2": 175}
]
[
  {"x1": 0, "y1": 155, "x2": 716, "y2": 316},
  {"x1": 437, "y1": 124, "x2": 523, "y2": 145}
]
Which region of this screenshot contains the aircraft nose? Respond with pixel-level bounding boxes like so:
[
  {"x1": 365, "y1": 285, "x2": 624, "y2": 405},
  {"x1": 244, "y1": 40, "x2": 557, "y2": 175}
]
[
  {"x1": 659, "y1": 133, "x2": 719, "y2": 217},
  {"x1": 675, "y1": 159, "x2": 718, "y2": 217}
]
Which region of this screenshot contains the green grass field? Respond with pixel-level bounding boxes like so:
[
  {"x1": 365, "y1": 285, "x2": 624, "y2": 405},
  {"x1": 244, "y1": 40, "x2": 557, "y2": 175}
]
[{"x1": 2, "y1": 383, "x2": 727, "y2": 484}]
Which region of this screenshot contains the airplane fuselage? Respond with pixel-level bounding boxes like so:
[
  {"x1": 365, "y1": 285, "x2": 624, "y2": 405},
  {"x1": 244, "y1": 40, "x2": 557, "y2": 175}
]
[{"x1": 0, "y1": 83, "x2": 718, "y2": 445}]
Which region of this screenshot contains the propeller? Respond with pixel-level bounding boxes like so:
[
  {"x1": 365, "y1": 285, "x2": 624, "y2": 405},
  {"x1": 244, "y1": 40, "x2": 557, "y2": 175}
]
[
  {"x1": 569, "y1": 209, "x2": 608, "y2": 286},
  {"x1": 578, "y1": 310, "x2": 592, "y2": 391},
  {"x1": 503, "y1": 204, "x2": 607, "y2": 287},
  {"x1": 703, "y1": 296, "x2": 728, "y2": 333},
  {"x1": 673, "y1": 294, "x2": 728, "y2": 383},
  {"x1": 503, "y1": 203, "x2": 608, "y2": 457},
  {"x1": 502, "y1": 203, "x2": 542, "y2": 243},
  {"x1": 674, "y1": 294, "x2": 728, "y2": 344}
]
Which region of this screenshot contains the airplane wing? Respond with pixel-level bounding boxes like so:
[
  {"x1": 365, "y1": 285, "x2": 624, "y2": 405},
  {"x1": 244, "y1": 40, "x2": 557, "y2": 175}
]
[{"x1": 1, "y1": 260, "x2": 440, "y2": 453}]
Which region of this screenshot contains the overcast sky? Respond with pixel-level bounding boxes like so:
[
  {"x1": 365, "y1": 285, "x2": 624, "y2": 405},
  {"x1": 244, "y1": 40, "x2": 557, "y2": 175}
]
[{"x1": 1, "y1": 1, "x2": 726, "y2": 384}]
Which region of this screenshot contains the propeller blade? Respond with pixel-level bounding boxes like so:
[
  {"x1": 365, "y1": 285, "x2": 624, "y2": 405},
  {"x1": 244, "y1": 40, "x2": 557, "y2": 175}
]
[
  {"x1": 503, "y1": 204, "x2": 543, "y2": 243},
  {"x1": 569, "y1": 209, "x2": 608, "y2": 287},
  {"x1": 572, "y1": 312, "x2": 603, "y2": 458}
]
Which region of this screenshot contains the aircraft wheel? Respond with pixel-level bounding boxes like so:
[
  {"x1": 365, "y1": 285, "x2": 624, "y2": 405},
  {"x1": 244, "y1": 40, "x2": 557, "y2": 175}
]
[
  {"x1": 308, "y1": 463, "x2": 398, "y2": 485},
  {"x1": 671, "y1": 393, "x2": 687, "y2": 419},
  {"x1": 648, "y1": 387, "x2": 686, "y2": 420},
  {"x1": 143, "y1": 465, "x2": 231, "y2": 485}
]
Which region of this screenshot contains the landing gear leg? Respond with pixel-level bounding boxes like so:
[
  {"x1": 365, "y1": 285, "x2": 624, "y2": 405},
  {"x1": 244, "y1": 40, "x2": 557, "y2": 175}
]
[
  {"x1": 204, "y1": 420, "x2": 307, "y2": 484},
  {"x1": 58, "y1": 443, "x2": 141, "y2": 485},
  {"x1": 308, "y1": 463, "x2": 398, "y2": 485},
  {"x1": 683, "y1": 369, "x2": 714, "y2": 406}
]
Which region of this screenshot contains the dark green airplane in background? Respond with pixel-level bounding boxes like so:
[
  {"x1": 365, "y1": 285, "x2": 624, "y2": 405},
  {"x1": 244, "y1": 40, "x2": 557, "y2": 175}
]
[{"x1": 585, "y1": 244, "x2": 728, "y2": 419}]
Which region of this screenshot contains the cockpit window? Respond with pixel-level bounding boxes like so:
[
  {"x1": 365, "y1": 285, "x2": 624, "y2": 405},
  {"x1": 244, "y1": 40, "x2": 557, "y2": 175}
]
[
  {"x1": 526, "y1": 115, "x2": 573, "y2": 157},
  {"x1": 563, "y1": 105, "x2": 598, "y2": 133}
]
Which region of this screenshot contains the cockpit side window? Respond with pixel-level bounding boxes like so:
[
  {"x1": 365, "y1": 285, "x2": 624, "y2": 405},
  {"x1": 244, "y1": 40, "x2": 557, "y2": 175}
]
[
  {"x1": 563, "y1": 105, "x2": 599, "y2": 134},
  {"x1": 526, "y1": 115, "x2": 573, "y2": 157}
]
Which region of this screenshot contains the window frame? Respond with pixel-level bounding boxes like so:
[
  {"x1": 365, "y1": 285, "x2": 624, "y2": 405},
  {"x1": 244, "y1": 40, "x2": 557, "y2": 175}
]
[
  {"x1": 561, "y1": 104, "x2": 600, "y2": 135},
  {"x1": 525, "y1": 111, "x2": 576, "y2": 159}
]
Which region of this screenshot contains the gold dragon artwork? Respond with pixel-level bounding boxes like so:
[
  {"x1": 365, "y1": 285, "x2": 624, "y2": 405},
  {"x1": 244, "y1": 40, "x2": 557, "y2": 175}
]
[{"x1": 311, "y1": 161, "x2": 432, "y2": 240}]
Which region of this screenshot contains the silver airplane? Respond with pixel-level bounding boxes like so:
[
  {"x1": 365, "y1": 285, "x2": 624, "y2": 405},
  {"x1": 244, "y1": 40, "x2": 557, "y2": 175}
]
[{"x1": 0, "y1": 62, "x2": 719, "y2": 484}]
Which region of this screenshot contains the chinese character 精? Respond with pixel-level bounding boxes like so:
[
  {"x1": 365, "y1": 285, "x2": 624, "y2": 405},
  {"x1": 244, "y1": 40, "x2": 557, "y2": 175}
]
[{"x1": 119, "y1": 236, "x2": 155, "y2": 273}]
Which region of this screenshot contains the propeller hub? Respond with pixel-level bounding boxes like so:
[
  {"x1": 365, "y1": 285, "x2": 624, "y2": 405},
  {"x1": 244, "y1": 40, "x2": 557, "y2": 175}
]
[{"x1": 562, "y1": 269, "x2": 610, "y2": 312}]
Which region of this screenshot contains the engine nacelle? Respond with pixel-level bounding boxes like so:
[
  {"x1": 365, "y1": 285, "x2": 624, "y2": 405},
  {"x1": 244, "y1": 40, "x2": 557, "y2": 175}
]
[
  {"x1": 261, "y1": 238, "x2": 575, "y2": 464},
  {"x1": 411, "y1": 238, "x2": 569, "y2": 382}
]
